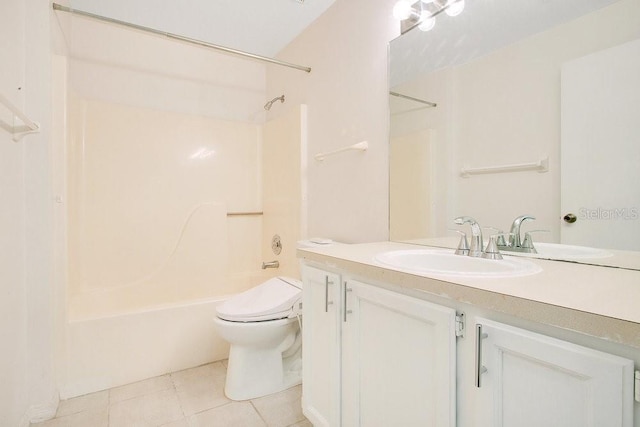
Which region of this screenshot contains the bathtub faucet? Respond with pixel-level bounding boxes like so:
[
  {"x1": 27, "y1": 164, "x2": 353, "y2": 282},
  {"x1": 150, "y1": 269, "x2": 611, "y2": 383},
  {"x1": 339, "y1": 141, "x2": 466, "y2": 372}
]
[{"x1": 262, "y1": 260, "x2": 280, "y2": 269}]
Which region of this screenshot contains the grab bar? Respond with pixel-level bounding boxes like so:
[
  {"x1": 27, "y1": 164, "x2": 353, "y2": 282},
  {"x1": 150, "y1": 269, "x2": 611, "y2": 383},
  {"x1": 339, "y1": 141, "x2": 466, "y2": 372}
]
[
  {"x1": 227, "y1": 211, "x2": 263, "y2": 217},
  {"x1": 461, "y1": 156, "x2": 549, "y2": 178},
  {"x1": 389, "y1": 91, "x2": 437, "y2": 108},
  {"x1": 315, "y1": 141, "x2": 368, "y2": 161}
]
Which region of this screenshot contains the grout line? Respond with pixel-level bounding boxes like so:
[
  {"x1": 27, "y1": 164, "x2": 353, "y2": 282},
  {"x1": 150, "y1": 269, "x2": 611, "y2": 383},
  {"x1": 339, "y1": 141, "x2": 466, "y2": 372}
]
[
  {"x1": 249, "y1": 400, "x2": 269, "y2": 427},
  {"x1": 169, "y1": 371, "x2": 188, "y2": 419}
]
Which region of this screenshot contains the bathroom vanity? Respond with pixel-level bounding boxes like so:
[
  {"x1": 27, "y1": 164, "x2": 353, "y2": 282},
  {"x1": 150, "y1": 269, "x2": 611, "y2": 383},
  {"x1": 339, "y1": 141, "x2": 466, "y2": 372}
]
[{"x1": 298, "y1": 242, "x2": 640, "y2": 427}]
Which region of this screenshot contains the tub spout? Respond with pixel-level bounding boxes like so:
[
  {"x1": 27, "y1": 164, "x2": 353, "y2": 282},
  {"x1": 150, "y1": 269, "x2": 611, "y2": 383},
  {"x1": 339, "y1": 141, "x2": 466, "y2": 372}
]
[{"x1": 262, "y1": 260, "x2": 280, "y2": 269}]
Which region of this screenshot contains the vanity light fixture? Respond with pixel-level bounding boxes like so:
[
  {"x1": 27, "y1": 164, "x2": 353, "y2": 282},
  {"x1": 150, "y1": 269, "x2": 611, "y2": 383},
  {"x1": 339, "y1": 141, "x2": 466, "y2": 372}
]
[
  {"x1": 444, "y1": 0, "x2": 465, "y2": 17},
  {"x1": 393, "y1": 0, "x2": 465, "y2": 34}
]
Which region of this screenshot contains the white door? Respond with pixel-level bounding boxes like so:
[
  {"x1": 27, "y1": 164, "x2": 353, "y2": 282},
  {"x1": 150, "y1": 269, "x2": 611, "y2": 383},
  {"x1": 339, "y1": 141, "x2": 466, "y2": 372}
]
[
  {"x1": 301, "y1": 266, "x2": 341, "y2": 427},
  {"x1": 475, "y1": 318, "x2": 634, "y2": 427},
  {"x1": 341, "y1": 280, "x2": 457, "y2": 427},
  {"x1": 561, "y1": 38, "x2": 640, "y2": 250}
]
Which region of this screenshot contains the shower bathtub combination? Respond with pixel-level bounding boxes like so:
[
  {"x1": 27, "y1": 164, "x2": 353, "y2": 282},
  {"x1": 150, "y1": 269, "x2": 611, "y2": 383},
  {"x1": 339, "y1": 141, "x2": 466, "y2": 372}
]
[{"x1": 53, "y1": 6, "x2": 306, "y2": 398}]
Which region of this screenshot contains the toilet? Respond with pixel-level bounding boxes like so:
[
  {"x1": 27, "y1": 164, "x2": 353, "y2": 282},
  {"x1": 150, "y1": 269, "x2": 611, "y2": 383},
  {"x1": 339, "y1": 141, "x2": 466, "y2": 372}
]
[{"x1": 213, "y1": 276, "x2": 303, "y2": 400}]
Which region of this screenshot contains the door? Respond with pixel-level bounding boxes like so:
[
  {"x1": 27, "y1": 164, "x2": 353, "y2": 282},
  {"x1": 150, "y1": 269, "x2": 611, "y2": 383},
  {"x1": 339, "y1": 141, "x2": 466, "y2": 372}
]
[
  {"x1": 301, "y1": 265, "x2": 341, "y2": 426},
  {"x1": 561, "y1": 38, "x2": 640, "y2": 250},
  {"x1": 475, "y1": 318, "x2": 634, "y2": 427},
  {"x1": 341, "y1": 280, "x2": 457, "y2": 427}
]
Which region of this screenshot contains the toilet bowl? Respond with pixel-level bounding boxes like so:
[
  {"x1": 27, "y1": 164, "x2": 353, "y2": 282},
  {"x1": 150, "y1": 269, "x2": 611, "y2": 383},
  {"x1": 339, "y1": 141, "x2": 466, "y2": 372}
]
[{"x1": 214, "y1": 276, "x2": 303, "y2": 400}]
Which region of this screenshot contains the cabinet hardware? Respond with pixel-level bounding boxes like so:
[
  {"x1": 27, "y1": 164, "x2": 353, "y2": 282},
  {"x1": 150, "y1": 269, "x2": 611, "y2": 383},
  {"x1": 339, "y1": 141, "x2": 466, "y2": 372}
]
[
  {"x1": 635, "y1": 370, "x2": 640, "y2": 403},
  {"x1": 325, "y1": 276, "x2": 334, "y2": 312},
  {"x1": 475, "y1": 324, "x2": 488, "y2": 388},
  {"x1": 343, "y1": 282, "x2": 352, "y2": 322},
  {"x1": 455, "y1": 313, "x2": 465, "y2": 337}
]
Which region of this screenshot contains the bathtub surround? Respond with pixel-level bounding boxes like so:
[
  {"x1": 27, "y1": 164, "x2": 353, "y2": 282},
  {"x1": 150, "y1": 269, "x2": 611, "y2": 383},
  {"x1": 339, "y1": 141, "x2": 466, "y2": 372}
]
[{"x1": 65, "y1": 96, "x2": 262, "y2": 316}]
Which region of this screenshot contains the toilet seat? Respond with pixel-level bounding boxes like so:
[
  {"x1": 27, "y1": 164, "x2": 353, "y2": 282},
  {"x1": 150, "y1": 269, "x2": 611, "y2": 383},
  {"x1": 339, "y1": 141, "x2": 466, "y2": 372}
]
[{"x1": 217, "y1": 277, "x2": 302, "y2": 322}]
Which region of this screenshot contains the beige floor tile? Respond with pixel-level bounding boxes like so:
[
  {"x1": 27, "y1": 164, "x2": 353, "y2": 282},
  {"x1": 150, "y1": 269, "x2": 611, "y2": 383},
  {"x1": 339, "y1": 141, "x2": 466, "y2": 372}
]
[
  {"x1": 251, "y1": 385, "x2": 305, "y2": 427},
  {"x1": 158, "y1": 418, "x2": 189, "y2": 427},
  {"x1": 189, "y1": 402, "x2": 266, "y2": 427},
  {"x1": 287, "y1": 419, "x2": 313, "y2": 427},
  {"x1": 110, "y1": 374, "x2": 174, "y2": 403},
  {"x1": 171, "y1": 363, "x2": 230, "y2": 415},
  {"x1": 109, "y1": 388, "x2": 183, "y2": 427},
  {"x1": 31, "y1": 407, "x2": 108, "y2": 427},
  {"x1": 54, "y1": 390, "x2": 109, "y2": 418},
  {"x1": 171, "y1": 362, "x2": 227, "y2": 384}
]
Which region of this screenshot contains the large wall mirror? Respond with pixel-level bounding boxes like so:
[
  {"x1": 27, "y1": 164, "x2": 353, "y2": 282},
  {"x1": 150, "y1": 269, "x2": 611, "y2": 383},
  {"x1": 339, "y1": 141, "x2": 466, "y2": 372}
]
[{"x1": 389, "y1": 0, "x2": 640, "y2": 270}]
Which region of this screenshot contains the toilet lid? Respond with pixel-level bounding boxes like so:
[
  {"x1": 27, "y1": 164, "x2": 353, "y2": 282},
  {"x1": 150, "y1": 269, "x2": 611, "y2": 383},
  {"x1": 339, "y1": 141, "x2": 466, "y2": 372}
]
[{"x1": 217, "y1": 277, "x2": 302, "y2": 322}]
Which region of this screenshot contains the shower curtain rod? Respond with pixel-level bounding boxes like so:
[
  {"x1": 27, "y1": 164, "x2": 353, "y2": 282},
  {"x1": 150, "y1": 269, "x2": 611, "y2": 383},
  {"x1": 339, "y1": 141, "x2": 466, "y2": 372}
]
[
  {"x1": 389, "y1": 91, "x2": 437, "y2": 108},
  {"x1": 52, "y1": 3, "x2": 312, "y2": 73}
]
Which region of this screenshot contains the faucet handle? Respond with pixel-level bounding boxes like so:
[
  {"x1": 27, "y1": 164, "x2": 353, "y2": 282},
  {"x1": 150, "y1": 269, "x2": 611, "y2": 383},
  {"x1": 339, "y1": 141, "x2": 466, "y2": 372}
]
[
  {"x1": 521, "y1": 230, "x2": 550, "y2": 252},
  {"x1": 481, "y1": 232, "x2": 514, "y2": 260},
  {"x1": 484, "y1": 227, "x2": 507, "y2": 246},
  {"x1": 449, "y1": 229, "x2": 470, "y2": 256}
]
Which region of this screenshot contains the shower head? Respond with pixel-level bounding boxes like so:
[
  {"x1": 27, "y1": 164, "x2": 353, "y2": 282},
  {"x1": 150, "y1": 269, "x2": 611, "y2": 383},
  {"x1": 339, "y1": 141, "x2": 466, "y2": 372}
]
[{"x1": 264, "y1": 95, "x2": 285, "y2": 111}]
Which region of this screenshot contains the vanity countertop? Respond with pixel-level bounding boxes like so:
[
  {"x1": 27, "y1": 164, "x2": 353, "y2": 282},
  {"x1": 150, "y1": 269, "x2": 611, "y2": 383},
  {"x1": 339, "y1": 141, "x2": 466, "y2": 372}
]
[{"x1": 298, "y1": 241, "x2": 640, "y2": 349}]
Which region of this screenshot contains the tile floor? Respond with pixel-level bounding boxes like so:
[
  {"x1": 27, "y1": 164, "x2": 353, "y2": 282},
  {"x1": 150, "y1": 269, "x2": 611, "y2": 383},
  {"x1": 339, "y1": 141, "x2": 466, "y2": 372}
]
[{"x1": 31, "y1": 361, "x2": 311, "y2": 427}]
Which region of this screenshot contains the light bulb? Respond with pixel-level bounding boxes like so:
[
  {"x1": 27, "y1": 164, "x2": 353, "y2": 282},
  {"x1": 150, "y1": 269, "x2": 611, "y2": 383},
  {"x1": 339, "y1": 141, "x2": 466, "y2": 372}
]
[
  {"x1": 418, "y1": 14, "x2": 436, "y2": 31},
  {"x1": 393, "y1": 0, "x2": 414, "y2": 20},
  {"x1": 445, "y1": 0, "x2": 465, "y2": 16}
]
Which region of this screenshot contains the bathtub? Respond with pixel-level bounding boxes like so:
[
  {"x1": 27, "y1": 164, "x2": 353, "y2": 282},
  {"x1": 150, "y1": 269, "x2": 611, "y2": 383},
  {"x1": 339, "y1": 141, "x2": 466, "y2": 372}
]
[
  {"x1": 60, "y1": 296, "x2": 229, "y2": 399},
  {"x1": 60, "y1": 265, "x2": 286, "y2": 400}
]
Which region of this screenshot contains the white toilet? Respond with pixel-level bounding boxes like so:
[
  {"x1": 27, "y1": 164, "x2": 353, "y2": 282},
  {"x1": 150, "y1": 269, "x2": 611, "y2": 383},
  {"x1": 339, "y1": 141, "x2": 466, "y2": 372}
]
[{"x1": 213, "y1": 276, "x2": 303, "y2": 400}]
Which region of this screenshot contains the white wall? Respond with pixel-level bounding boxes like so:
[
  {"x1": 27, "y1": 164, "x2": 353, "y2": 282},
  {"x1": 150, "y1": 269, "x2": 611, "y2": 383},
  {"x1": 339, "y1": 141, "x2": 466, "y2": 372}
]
[
  {"x1": 0, "y1": 0, "x2": 57, "y2": 425},
  {"x1": 0, "y1": 0, "x2": 29, "y2": 423},
  {"x1": 452, "y1": 0, "x2": 640, "y2": 242},
  {"x1": 266, "y1": 0, "x2": 399, "y2": 243}
]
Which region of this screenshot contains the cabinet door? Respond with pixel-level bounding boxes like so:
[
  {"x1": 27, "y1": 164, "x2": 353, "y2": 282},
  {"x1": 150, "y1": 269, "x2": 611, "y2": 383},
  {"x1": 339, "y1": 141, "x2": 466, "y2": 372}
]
[
  {"x1": 342, "y1": 280, "x2": 457, "y2": 427},
  {"x1": 301, "y1": 265, "x2": 341, "y2": 427},
  {"x1": 475, "y1": 318, "x2": 634, "y2": 427}
]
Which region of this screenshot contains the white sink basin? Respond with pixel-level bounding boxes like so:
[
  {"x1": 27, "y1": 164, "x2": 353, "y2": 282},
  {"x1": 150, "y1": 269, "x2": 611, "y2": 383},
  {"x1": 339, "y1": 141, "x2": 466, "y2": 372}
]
[
  {"x1": 374, "y1": 249, "x2": 542, "y2": 278},
  {"x1": 533, "y1": 243, "x2": 613, "y2": 260}
]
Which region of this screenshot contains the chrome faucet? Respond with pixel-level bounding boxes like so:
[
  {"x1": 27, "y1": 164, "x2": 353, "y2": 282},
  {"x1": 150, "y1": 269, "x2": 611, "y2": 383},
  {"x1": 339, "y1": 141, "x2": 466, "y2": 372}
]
[
  {"x1": 509, "y1": 215, "x2": 535, "y2": 248},
  {"x1": 497, "y1": 215, "x2": 537, "y2": 253},
  {"x1": 261, "y1": 260, "x2": 280, "y2": 269},
  {"x1": 454, "y1": 216, "x2": 483, "y2": 257}
]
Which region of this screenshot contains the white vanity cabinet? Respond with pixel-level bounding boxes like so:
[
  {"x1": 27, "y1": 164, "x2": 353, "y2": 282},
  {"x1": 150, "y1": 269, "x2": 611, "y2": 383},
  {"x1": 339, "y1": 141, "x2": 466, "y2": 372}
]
[
  {"x1": 473, "y1": 318, "x2": 635, "y2": 427},
  {"x1": 341, "y1": 279, "x2": 457, "y2": 427},
  {"x1": 301, "y1": 265, "x2": 341, "y2": 426},
  {"x1": 301, "y1": 265, "x2": 458, "y2": 427}
]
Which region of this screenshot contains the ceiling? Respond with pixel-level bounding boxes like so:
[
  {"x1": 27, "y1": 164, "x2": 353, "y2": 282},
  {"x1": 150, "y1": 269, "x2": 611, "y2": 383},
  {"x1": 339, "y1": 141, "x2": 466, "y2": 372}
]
[{"x1": 68, "y1": 0, "x2": 337, "y2": 57}]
